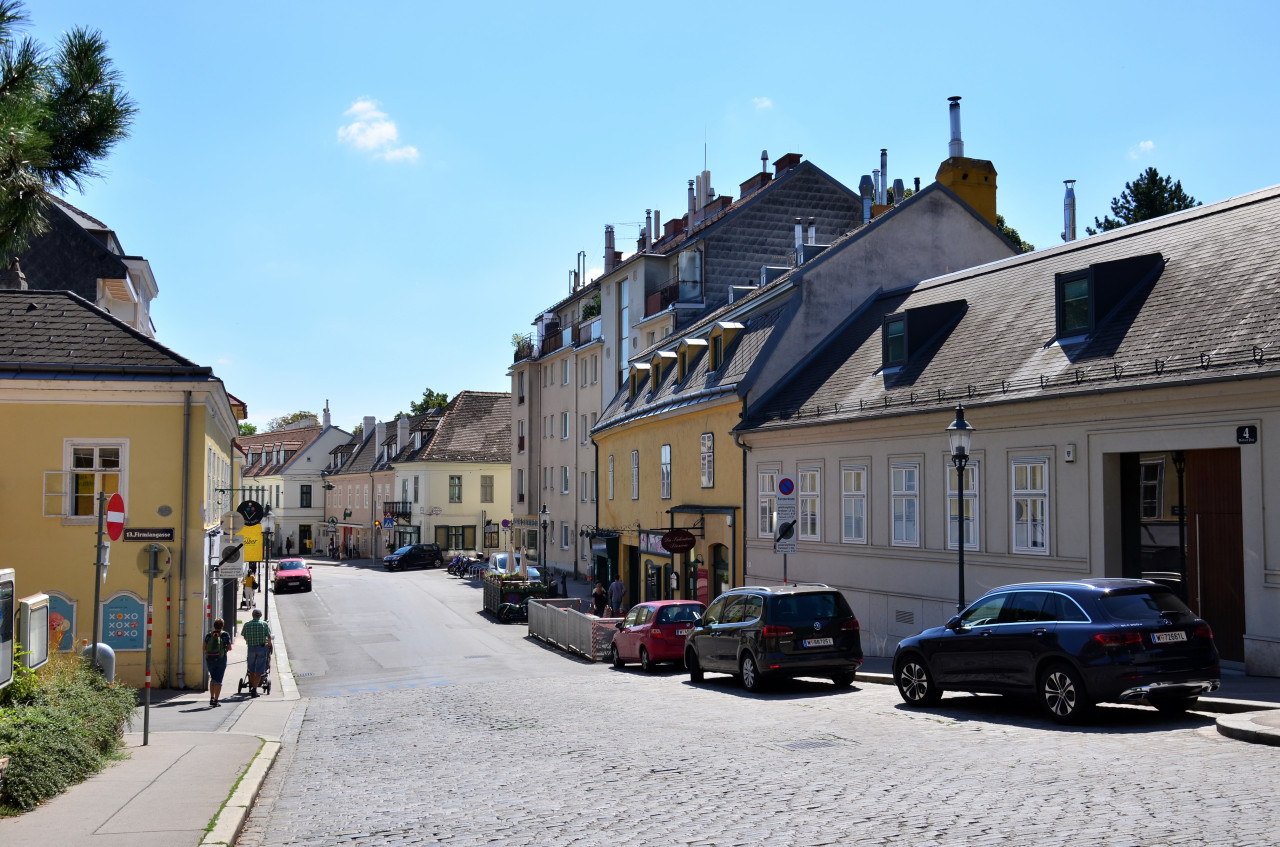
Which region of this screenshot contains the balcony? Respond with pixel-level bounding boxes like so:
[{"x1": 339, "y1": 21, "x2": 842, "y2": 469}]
[
  {"x1": 645, "y1": 276, "x2": 704, "y2": 317},
  {"x1": 384, "y1": 500, "x2": 413, "y2": 519},
  {"x1": 574, "y1": 318, "x2": 602, "y2": 347},
  {"x1": 513, "y1": 332, "x2": 535, "y2": 363}
]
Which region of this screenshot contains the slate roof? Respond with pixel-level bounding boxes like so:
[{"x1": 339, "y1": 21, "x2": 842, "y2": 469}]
[
  {"x1": 15, "y1": 197, "x2": 128, "y2": 302},
  {"x1": 739, "y1": 183, "x2": 1280, "y2": 432},
  {"x1": 0, "y1": 289, "x2": 206, "y2": 377},
  {"x1": 421, "y1": 391, "x2": 511, "y2": 463}
]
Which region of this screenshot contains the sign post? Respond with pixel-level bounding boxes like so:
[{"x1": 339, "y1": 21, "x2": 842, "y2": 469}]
[
  {"x1": 90, "y1": 492, "x2": 124, "y2": 670},
  {"x1": 775, "y1": 478, "x2": 797, "y2": 583},
  {"x1": 137, "y1": 544, "x2": 171, "y2": 746}
]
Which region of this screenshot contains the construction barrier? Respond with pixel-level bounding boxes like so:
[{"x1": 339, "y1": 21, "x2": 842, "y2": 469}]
[{"x1": 528, "y1": 597, "x2": 622, "y2": 661}]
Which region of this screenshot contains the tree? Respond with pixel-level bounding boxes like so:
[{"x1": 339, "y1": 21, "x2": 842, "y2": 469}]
[
  {"x1": 0, "y1": 1, "x2": 136, "y2": 261},
  {"x1": 266, "y1": 411, "x2": 317, "y2": 431},
  {"x1": 995, "y1": 215, "x2": 1035, "y2": 254},
  {"x1": 238, "y1": 422, "x2": 258, "y2": 436},
  {"x1": 406, "y1": 387, "x2": 449, "y2": 417},
  {"x1": 1086, "y1": 167, "x2": 1199, "y2": 235}
]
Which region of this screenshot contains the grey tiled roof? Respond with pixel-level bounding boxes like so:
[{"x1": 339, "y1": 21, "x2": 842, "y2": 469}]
[
  {"x1": 740, "y1": 183, "x2": 1280, "y2": 431},
  {"x1": 15, "y1": 198, "x2": 127, "y2": 301},
  {"x1": 0, "y1": 290, "x2": 205, "y2": 374},
  {"x1": 421, "y1": 391, "x2": 512, "y2": 463}
]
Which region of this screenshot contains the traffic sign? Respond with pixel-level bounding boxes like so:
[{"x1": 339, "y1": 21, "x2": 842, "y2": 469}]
[
  {"x1": 219, "y1": 534, "x2": 244, "y2": 565},
  {"x1": 501, "y1": 519, "x2": 511, "y2": 528},
  {"x1": 137, "y1": 544, "x2": 172, "y2": 577},
  {"x1": 106, "y1": 493, "x2": 125, "y2": 541},
  {"x1": 220, "y1": 511, "x2": 245, "y2": 534},
  {"x1": 775, "y1": 478, "x2": 797, "y2": 554},
  {"x1": 381, "y1": 518, "x2": 393, "y2": 528},
  {"x1": 777, "y1": 477, "x2": 795, "y2": 496},
  {"x1": 237, "y1": 500, "x2": 265, "y2": 526}
]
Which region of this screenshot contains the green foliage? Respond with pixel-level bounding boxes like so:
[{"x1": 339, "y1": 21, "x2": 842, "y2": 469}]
[
  {"x1": 407, "y1": 387, "x2": 449, "y2": 417},
  {"x1": 0, "y1": 654, "x2": 136, "y2": 812},
  {"x1": 995, "y1": 215, "x2": 1035, "y2": 254},
  {"x1": 238, "y1": 421, "x2": 258, "y2": 436},
  {"x1": 0, "y1": 0, "x2": 137, "y2": 260},
  {"x1": 0, "y1": 650, "x2": 39, "y2": 707},
  {"x1": 265, "y1": 411, "x2": 316, "y2": 431},
  {"x1": 581, "y1": 292, "x2": 601, "y2": 321},
  {"x1": 1086, "y1": 167, "x2": 1200, "y2": 235}
]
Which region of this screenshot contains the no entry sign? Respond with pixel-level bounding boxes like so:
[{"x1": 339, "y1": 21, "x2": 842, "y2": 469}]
[{"x1": 106, "y1": 493, "x2": 125, "y2": 541}]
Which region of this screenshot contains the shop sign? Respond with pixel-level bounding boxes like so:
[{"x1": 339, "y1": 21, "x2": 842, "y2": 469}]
[
  {"x1": 639, "y1": 531, "x2": 672, "y2": 556},
  {"x1": 660, "y1": 529, "x2": 697, "y2": 554}
]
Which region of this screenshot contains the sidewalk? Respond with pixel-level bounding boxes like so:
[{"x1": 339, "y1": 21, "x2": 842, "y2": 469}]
[{"x1": 0, "y1": 594, "x2": 300, "y2": 847}]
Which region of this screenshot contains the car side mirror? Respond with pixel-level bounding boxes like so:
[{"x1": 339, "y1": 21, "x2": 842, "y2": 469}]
[
  {"x1": 692, "y1": 614, "x2": 704, "y2": 627},
  {"x1": 945, "y1": 615, "x2": 963, "y2": 631},
  {"x1": 615, "y1": 621, "x2": 624, "y2": 630}
]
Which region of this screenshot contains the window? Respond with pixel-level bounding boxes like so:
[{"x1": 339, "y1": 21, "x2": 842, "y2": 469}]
[
  {"x1": 631, "y1": 450, "x2": 640, "y2": 499},
  {"x1": 660, "y1": 444, "x2": 672, "y2": 499},
  {"x1": 590, "y1": 412, "x2": 597, "y2": 431},
  {"x1": 1012, "y1": 458, "x2": 1050, "y2": 554},
  {"x1": 591, "y1": 354, "x2": 598, "y2": 384},
  {"x1": 562, "y1": 524, "x2": 570, "y2": 548},
  {"x1": 517, "y1": 371, "x2": 525, "y2": 403},
  {"x1": 561, "y1": 412, "x2": 569, "y2": 440},
  {"x1": 480, "y1": 475, "x2": 494, "y2": 503},
  {"x1": 561, "y1": 466, "x2": 569, "y2": 494},
  {"x1": 413, "y1": 475, "x2": 420, "y2": 503},
  {"x1": 891, "y1": 462, "x2": 920, "y2": 547},
  {"x1": 646, "y1": 331, "x2": 655, "y2": 348},
  {"x1": 517, "y1": 469, "x2": 525, "y2": 503},
  {"x1": 1140, "y1": 459, "x2": 1164, "y2": 520},
  {"x1": 580, "y1": 415, "x2": 587, "y2": 444},
  {"x1": 580, "y1": 472, "x2": 588, "y2": 502},
  {"x1": 1057, "y1": 271, "x2": 1091, "y2": 336},
  {"x1": 449, "y1": 475, "x2": 462, "y2": 503},
  {"x1": 590, "y1": 470, "x2": 597, "y2": 502},
  {"x1": 758, "y1": 471, "x2": 777, "y2": 537},
  {"x1": 700, "y1": 433, "x2": 714, "y2": 488},
  {"x1": 883, "y1": 316, "x2": 906, "y2": 366},
  {"x1": 60, "y1": 442, "x2": 123, "y2": 517},
  {"x1": 799, "y1": 468, "x2": 820, "y2": 540},
  {"x1": 300, "y1": 484, "x2": 312, "y2": 509},
  {"x1": 608, "y1": 455, "x2": 615, "y2": 500},
  {"x1": 841, "y1": 464, "x2": 867, "y2": 544},
  {"x1": 517, "y1": 420, "x2": 525, "y2": 453},
  {"x1": 363, "y1": 485, "x2": 368, "y2": 508},
  {"x1": 710, "y1": 335, "x2": 723, "y2": 370},
  {"x1": 582, "y1": 363, "x2": 588, "y2": 386},
  {"x1": 562, "y1": 359, "x2": 569, "y2": 384},
  {"x1": 946, "y1": 462, "x2": 979, "y2": 551}
]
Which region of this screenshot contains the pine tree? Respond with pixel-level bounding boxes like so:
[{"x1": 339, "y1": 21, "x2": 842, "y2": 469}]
[{"x1": 1086, "y1": 167, "x2": 1199, "y2": 235}]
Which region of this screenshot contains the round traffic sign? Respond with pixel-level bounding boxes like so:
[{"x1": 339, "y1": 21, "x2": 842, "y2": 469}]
[
  {"x1": 501, "y1": 519, "x2": 511, "y2": 529},
  {"x1": 237, "y1": 500, "x2": 264, "y2": 526},
  {"x1": 778, "y1": 477, "x2": 795, "y2": 496},
  {"x1": 106, "y1": 493, "x2": 125, "y2": 541}
]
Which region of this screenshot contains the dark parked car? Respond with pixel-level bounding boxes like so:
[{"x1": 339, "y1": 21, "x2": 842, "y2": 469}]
[
  {"x1": 383, "y1": 543, "x2": 443, "y2": 571},
  {"x1": 892, "y1": 579, "x2": 1221, "y2": 724},
  {"x1": 612, "y1": 600, "x2": 706, "y2": 672},
  {"x1": 273, "y1": 558, "x2": 312, "y2": 593},
  {"x1": 684, "y1": 584, "x2": 863, "y2": 692}
]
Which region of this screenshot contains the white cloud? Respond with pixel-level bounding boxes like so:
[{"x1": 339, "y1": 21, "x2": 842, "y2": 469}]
[
  {"x1": 1128, "y1": 139, "x2": 1155, "y2": 159},
  {"x1": 338, "y1": 99, "x2": 418, "y2": 163},
  {"x1": 753, "y1": 96, "x2": 773, "y2": 110}
]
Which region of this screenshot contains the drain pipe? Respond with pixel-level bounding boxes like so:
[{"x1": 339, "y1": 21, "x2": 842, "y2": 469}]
[{"x1": 177, "y1": 390, "x2": 192, "y2": 689}]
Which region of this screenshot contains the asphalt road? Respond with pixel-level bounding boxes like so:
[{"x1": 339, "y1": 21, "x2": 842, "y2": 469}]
[{"x1": 238, "y1": 562, "x2": 1280, "y2": 847}]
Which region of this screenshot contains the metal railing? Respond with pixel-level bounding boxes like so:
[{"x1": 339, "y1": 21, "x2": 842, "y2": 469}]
[
  {"x1": 527, "y1": 598, "x2": 622, "y2": 661},
  {"x1": 383, "y1": 500, "x2": 412, "y2": 518}
]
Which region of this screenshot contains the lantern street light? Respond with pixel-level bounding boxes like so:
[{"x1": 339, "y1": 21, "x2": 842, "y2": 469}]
[
  {"x1": 539, "y1": 503, "x2": 550, "y2": 585},
  {"x1": 946, "y1": 403, "x2": 975, "y2": 612}
]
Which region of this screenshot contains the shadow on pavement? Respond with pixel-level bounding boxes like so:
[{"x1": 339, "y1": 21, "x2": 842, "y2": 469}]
[
  {"x1": 892, "y1": 692, "x2": 1220, "y2": 733},
  {"x1": 682, "y1": 674, "x2": 861, "y2": 701}
]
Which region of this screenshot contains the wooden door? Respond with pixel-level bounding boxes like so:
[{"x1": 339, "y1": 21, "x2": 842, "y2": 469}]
[{"x1": 1185, "y1": 448, "x2": 1245, "y2": 662}]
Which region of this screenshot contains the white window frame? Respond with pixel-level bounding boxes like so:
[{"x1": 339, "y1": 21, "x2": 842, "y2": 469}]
[
  {"x1": 841, "y1": 463, "x2": 867, "y2": 544},
  {"x1": 890, "y1": 461, "x2": 920, "y2": 547},
  {"x1": 1012, "y1": 457, "x2": 1050, "y2": 555},
  {"x1": 561, "y1": 412, "x2": 569, "y2": 440},
  {"x1": 798, "y1": 467, "x2": 821, "y2": 541},
  {"x1": 52, "y1": 439, "x2": 129, "y2": 520},
  {"x1": 758, "y1": 469, "x2": 778, "y2": 538},
  {"x1": 945, "y1": 460, "x2": 980, "y2": 551},
  {"x1": 1139, "y1": 458, "x2": 1164, "y2": 520},
  {"x1": 562, "y1": 523, "x2": 571, "y2": 548},
  {"x1": 660, "y1": 444, "x2": 672, "y2": 500},
  {"x1": 561, "y1": 466, "x2": 570, "y2": 494},
  {"x1": 580, "y1": 415, "x2": 588, "y2": 444},
  {"x1": 631, "y1": 450, "x2": 640, "y2": 500},
  {"x1": 480, "y1": 474, "x2": 494, "y2": 504},
  {"x1": 608, "y1": 454, "x2": 615, "y2": 500},
  {"x1": 590, "y1": 470, "x2": 597, "y2": 502},
  {"x1": 700, "y1": 433, "x2": 714, "y2": 488},
  {"x1": 516, "y1": 469, "x2": 525, "y2": 502},
  {"x1": 562, "y1": 358, "x2": 569, "y2": 385},
  {"x1": 580, "y1": 471, "x2": 588, "y2": 502}
]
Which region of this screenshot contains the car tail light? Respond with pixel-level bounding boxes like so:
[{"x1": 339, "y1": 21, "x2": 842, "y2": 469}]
[
  {"x1": 761, "y1": 625, "x2": 793, "y2": 639},
  {"x1": 840, "y1": 619, "x2": 860, "y2": 632},
  {"x1": 1193, "y1": 622, "x2": 1213, "y2": 640},
  {"x1": 1094, "y1": 631, "x2": 1144, "y2": 648},
  {"x1": 651, "y1": 629, "x2": 665, "y2": 638}
]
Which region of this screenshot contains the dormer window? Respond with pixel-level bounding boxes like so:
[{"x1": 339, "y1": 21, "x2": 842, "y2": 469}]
[
  {"x1": 676, "y1": 337, "x2": 708, "y2": 382},
  {"x1": 710, "y1": 335, "x2": 724, "y2": 370},
  {"x1": 650, "y1": 351, "x2": 676, "y2": 385},
  {"x1": 880, "y1": 300, "x2": 967, "y2": 373},
  {"x1": 1053, "y1": 253, "x2": 1164, "y2": 344},
  {"x1": 883, "y1": 316, "x2": 907, "y2": 366},
  {"x1": 707, "y1": 321, "x2": 744, "y2": 372},
  {"x1": 628, "y1": 364, "x2": 651, "y2": 401},
  {"x1": 1056, "y1": 271, "x2": 1092, "y2": 337}
]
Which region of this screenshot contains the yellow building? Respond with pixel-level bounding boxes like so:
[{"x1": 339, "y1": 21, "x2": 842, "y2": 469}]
[{"x1": 1, "y1": 289, "x2": 242, "y2": 690}]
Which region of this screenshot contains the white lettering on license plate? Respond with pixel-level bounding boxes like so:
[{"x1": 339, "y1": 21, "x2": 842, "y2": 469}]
[
  {"x1": 803, "y1": 637, "x2": 834, "y2": 648},
  {"x1": 1151, "y1": 631, "x2": 1187, "y2": 644},
  {"x1": 677, "y1": 629, "x2": 691, "y2": 636}
]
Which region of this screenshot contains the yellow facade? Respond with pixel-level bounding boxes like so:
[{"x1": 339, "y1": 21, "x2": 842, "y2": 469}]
[
  {"x1": 0, "y1": 383, "x2": 238, "y2": 689},
  {"x1": 594, "y1": 395, "x2": 743, "y2": 607}
]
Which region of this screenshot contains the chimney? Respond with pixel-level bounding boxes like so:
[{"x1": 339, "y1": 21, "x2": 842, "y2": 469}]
[
  {"x1": 1, "y1": 257, "x2": 27, "y2": 290},
  {"x1": 1061, "y1": 180, "x2": 1077, "y2": 242},
  {"x1": 873, "y1": 169, "x2": 881, "y2": 206},
  {"x1": 687, "y1": 180, "x2": 695, "y2": 234},
  {"x1": 914, "y1": 177, "x2": 921, "y2": 193},
  {"x1": 880, "y1": 149, "x2": 888, "y2": 205},
  {"x1": 604, "y1": 225, "x2": 616, "y2": 273},
  {"x1": 807, "y1": 217, "x2": 816, "y2": 245},
  {"x1": 323, "y1": 400, "x2": 331, "y2": 428},
  {"x1": 645, "y1": 209, "x2": 653, "y2": 251},
  {"x1": 375, "y1": 420, "x2": 386, "y2": 455},
  {"x1": 794, "y1": 217, "x2": 804, "y2": 249},
  {"x1": 653, "y1": 209, "x2": 660, "y2": 242},
  {"x1": 892, "y1": 179, "x2": 905, "y2": 206},
  {"x1": 363, "y1": 415, "x2": 376, "y2": 440},
  {"x1": 859, "y1": 175, "x2": 874, "y2": 223},
  {"x1": 397, "y1": 414, "x2": 409, "y2": 451},
  {"x1": 761, "y1": 149, "x2": 769, "y2": 174},
  {"x1": 773, "y1": 152, "x2": 802, "y2": 174},
  {"x1": 948, "y1": 96, "x2": 964, "y2": 157}
]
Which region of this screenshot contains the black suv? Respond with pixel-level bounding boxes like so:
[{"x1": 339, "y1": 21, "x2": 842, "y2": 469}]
[
  {"x1": 684, "y1": 584, "x2": 863, "y2": 692},
  {"x1": 383, "y1": 543, "x2": 443, "y2": 571}
]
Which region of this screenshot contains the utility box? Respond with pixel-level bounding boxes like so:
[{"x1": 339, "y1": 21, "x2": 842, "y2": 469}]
[
  {"x1": 18, "y1": 593, "x2": 50, "y2": 670},
  {"x1": 0, "y1": 569, "x2": 14, "y2": 690}
]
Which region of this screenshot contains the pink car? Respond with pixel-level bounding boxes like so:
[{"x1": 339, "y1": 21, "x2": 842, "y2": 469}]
[{"x1": 611, "y1": 600, "x2": 706, "y2": 672}]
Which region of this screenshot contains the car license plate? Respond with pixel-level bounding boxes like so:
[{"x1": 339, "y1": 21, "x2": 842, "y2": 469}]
[
  {"x1": 677, "y1": 629, "x2": 691, "y2": 636},
  {"x1": 1151, "y1": 631, "x2": 1187, "y2": 644},
  {"x1": 803, "y1": 637, "x2": 834, "y2": 648}
]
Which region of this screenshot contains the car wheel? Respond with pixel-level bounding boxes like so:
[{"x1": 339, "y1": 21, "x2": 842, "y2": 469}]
[
  {"x1": 740, "y1": 654, "x2": 766, "y2": 693},
  {"x1": 830, "y1": 671, "x2": 856, "y2": 688},
  {"x1": 640, "y1": 647, "x2": 656, "y2": 674},
  {"x1": 1149, "y1": 694, "x2": 1198, "y2": 715},
  {"x1": 611, "y1": 644, "x2": 625, "y2": 669},
  {"x1": 895, "y1": 655, "x2": 943, "y2": 706},
  {"x1": 1039, "y1": 662, "x2": 1093, "y2": 724},
  {"x1": 385, "y1": 563, "x2": 395, "y2": 571},
  {"x1": 686, "y1": 648, "x2": 704, "y2": 683}
]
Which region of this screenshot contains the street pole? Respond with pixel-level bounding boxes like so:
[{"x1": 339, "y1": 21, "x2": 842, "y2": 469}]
[
  {"x1": 264, "y1": 528, "x2": 272, "y2": 622},
  {"x1": 955, "y1": 460, "x2": 966, "y2": 613},
  {"x1": 142, "y1": 545, "x2": 161, "y2": 746},
  {"x1": 90, "y1": 491, "x2": 108, "y2": 669}
]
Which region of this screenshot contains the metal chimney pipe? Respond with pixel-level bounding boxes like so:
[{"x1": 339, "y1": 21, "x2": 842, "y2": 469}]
[
  {"x1": 645, "y1": 209, "x2": 652, "y2": 252},
  {"x1": 687, "y1": 180, "x2": 695, "y2": 234},
  {"x1": 794, "y1": 217, "x2": 804, "y2": 249},
  {"x1": 948, "y1": 96, "x2": 964, "y2": 157},
  {"x1": 914, "y1": 177, "x2": 921, "y2": 193},
  {"x1": 653, "y1": 209, "x2": 660, "y2": 242},
  {"x1": 873, "y1": 169, "x2": 881, "y2": 206},
  {"x1": 807, "y1": 217, "x2": 816, "y2": 245},
  {"x1": 761, "y1": 150, "x2": 769, "y2": 174},
  {"x1": 604, "y1": 225, "x2": 615, "y2": 273},
  {"x1": 1062, "y1": 180, "x2": 1077, "y2": 242},
  {"x1": 880, "y1": 149, "x2": 888, "y2": 205}
]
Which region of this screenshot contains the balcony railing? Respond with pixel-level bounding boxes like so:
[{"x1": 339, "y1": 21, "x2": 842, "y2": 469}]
[
  {"x1": 384, "y1": 500, "x2": 413, "y2": 519},
  {"x1": 645, "y1": 277, "x2": 704, "y2": 317},
  {"x1": 574, "y1": 318, "x2": 602, "y2": 347},
  {"x1": 513, "y1": 332, "x2": 535, "y2": 363}
]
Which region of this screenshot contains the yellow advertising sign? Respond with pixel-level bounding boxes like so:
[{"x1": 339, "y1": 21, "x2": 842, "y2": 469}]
[{"x1": 242, "y1": 524, "x2": 263, "y2": 562}]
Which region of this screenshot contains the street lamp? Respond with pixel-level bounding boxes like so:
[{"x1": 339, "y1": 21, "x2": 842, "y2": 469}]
[
  {"x1": 539, "y1": 503, "x2": 550, "y2": 585},
  {"x1": 261, "y1": 511, "x2": 275, "y2": 622},
  {"x1": 946, "y1": 403, "x2": 974, "y2": 612}
]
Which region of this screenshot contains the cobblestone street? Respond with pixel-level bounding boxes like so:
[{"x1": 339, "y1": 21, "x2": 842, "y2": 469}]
[{"x1": 239, "y1": 654, "x2": 1280, "y2": 846}]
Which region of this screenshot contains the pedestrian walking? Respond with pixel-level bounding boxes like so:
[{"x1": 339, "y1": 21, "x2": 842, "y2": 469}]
[
  {"x1": 241, "y1": 571, "x2": 257, "y2": 609},
  {"x1": 592, "y1": 583, "x2": 608, "y2": 617},
  {"x1": 608, "y1": 576, "x2": 626, "y2": 616},
  {"x1": 240, "y1": 608, "x2": 273, "y2": 697},
  {"x1": 286, "y1": 535, "x2": 294, "y2": 556},
  {"x1": 203, "y1": 618, "x2": 231, "y2": 707},
  {"x1": 329, "y1": 538, "x2": 337, "y2": 558}
]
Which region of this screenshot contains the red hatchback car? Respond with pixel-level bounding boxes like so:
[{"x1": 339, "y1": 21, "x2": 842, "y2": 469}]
[{"x1": 611, "y1": 600, "x2": 706, "y2": 672}]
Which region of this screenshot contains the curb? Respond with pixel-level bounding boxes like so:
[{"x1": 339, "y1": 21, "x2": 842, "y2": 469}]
[
  {"x1": 201, "y1": 739, "x2": 281, "y2": 846},
  {"x1": 1215, "y1": 712, "x2": 1280, "y2": 747}
]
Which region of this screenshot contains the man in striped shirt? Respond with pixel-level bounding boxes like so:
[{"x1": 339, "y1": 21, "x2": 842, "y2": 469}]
[{"x1": 240, "y1": 608, "x2": 273, "y2": 696}]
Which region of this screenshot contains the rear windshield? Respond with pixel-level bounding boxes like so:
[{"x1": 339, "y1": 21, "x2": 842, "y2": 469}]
[
  {"x1": 393, "y1": 546, "x2": 413, "y2": 555},
  {"x1": 769, "y1": 592, "x2": 853, "y2": 625},
  {"x1": 656, "y1": 604, "x2": 703, "y2": 624},
  {"x1": 1100, "y1": 589, "x2": 1194, "y2": 622}
]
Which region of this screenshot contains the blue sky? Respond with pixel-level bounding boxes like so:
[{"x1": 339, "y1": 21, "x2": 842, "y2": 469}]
[{"x1": 29, "y1": 1, "x2": 1280, "y2": 431}]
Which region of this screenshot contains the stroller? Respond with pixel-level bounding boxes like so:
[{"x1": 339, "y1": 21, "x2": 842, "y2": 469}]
[{"x1": 236, "y1": 647, "x2": 273, "y2": 696}]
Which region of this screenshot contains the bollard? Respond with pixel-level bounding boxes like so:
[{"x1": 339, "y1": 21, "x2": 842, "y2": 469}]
[{"x1": 80, "y1": 642, "x2": 116, "y2": 682}]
